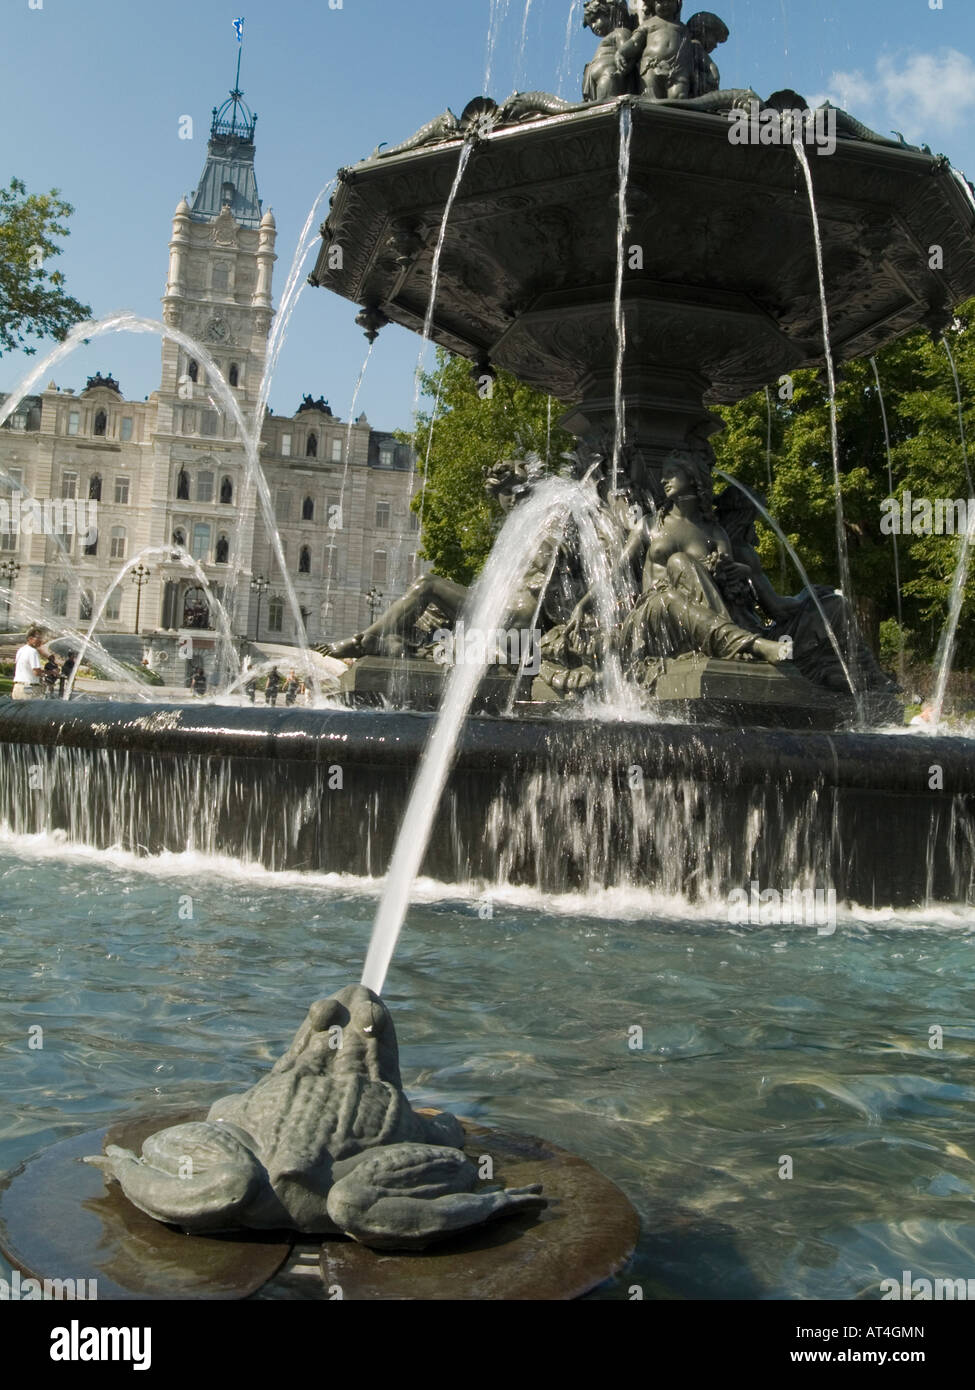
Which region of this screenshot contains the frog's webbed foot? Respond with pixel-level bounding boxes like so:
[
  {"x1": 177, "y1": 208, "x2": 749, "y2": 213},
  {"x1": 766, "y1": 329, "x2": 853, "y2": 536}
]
[
  {"x1": 84, "y1": 1121, "x2": 267, "y2": 1233},
  {"x1": 326, "y1": 1142, "x2": 546, "y2": 1251}
]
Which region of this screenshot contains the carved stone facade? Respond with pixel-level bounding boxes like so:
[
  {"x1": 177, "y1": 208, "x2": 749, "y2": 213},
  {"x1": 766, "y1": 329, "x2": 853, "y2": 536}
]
[{"x1": 0, "y1": 92, "x2": 417, "y2": 650}]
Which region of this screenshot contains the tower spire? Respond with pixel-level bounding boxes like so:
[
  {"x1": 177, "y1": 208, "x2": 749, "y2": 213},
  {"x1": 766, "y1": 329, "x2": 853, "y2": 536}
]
[
  {"x1": 212, "y1": 18, "x2": 256, "y2": 142},
  {"x1": 188, "y1": 18, "x2": 262, "y2": 227}
]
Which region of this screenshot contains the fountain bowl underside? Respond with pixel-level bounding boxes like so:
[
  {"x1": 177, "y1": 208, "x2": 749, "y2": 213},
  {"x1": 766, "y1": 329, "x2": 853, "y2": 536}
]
[
  {"x1": 312, "y1": 100, "x2": 975, "y2": 410},
  {"x1": 0, "y1": 700, "x2": 971, "y2": 908}
]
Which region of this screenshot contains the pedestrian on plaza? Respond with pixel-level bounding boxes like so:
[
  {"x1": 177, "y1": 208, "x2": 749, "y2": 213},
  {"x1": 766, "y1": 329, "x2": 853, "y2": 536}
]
[
  {"x1": 58, "y1": 653, "x2": 76, "y2": 699},
  {"x1": 265, "y1": 666, "x2": 281, "y2": 706},
  {"x1": 284, "y1": 669, "x2": 300, "y2": 706},
  {"x1": 42, "y1": 655, "x2": 60, "y2": 697},
  {"x1": 245, "y1": 677, "x2": 258, "y2": 704},
  {"x1": 11, "y1": 626, "x2": 49, "y2": 701},
  {"x1": 191, "y1": 666, "x2": 207, "y2": 697}
]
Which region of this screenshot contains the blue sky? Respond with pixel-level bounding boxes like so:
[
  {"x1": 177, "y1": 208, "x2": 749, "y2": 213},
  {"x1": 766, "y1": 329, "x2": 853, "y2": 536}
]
[{"x1": 2, "y1": 0, "x2": 975, "y2": 430}]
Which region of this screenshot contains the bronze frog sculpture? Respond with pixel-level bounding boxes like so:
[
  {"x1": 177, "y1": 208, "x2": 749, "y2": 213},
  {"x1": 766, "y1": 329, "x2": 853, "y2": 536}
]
[{"x1": 87, "y1": 986, "x2": 545, "y2": 1250}]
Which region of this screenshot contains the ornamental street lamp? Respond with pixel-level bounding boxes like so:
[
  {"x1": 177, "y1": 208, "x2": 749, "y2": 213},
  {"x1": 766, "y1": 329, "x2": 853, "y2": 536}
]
[
  {"x1": 251, "y1": 574, "x2": 270, "y2": 640},
  {"x1": 0, "y1": 559, "x2": 21, "y2": 632},
  {"x1": 131, "y1": 564, "x2": 151, "y2": 635},
  {"x1": 366, "y1": 586, "x2": 384, "y2": 622}
]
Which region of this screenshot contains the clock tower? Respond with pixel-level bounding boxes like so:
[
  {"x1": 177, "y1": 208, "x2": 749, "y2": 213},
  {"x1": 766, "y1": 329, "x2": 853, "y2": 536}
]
[
  {"x1": 159, "y1": 81, "x2": 275, "y2": 422},
  {"x1": 151, "y1": 75, "x2": 276, "y2": 634}
]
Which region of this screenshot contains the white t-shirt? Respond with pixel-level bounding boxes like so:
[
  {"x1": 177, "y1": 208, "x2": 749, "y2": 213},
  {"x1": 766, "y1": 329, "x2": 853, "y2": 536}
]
[{"x1": 14, "y1": 644, "x2": 42, "y2": 685}]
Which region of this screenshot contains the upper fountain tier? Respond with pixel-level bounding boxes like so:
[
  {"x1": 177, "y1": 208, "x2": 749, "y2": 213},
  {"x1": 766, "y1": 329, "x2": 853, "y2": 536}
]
[{"x1": 311, "y1": 91, "x2": 975, "y2": 452}]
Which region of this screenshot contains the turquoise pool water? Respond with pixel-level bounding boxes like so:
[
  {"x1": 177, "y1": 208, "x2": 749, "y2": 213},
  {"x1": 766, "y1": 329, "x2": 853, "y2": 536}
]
[{"x1": 1, "y1": 832, "x2": 973, "y2": 1299}]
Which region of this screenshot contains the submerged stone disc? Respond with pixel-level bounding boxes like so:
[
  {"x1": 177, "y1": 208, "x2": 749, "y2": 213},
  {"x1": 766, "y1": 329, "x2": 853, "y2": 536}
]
[
  {"x1": 0, "y1": 1110, "x2": 293, "y2": 1301},
  {"x1": 0, "y1": 1112, "x2": 638, "y2": 1300},
  {"x1": 316, "y1": 1119, "x2": 639, "y2": 1301}
]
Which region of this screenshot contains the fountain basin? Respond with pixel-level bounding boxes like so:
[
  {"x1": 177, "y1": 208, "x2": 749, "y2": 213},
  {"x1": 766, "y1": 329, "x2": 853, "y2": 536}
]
[{"x1": 0, "y1": 700, "x2": 970, "y2": 908}]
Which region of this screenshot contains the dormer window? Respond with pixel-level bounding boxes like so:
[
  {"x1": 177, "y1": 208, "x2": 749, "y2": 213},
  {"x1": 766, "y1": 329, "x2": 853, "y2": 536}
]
[
  {"x1": 221, "y1": 182, "x2": 235, "y2": 208},
  {"x1": 94, "y1": 410, "x2": 107, "y2": 437}
]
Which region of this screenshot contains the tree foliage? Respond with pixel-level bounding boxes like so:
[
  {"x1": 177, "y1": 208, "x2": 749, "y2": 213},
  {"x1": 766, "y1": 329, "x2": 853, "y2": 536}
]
[
  {"x1": 399, "y1": 350, "x2": 573, "y2": 585},
  {"x1": 0, "y1": 177, "x2": 91, "y2": 357},
  {"x1": 404, "y1": 307, "x2": 975, "y2": 670},
  {"x1": 712, "y1": 299, "x2": 975, "y2": 667}
]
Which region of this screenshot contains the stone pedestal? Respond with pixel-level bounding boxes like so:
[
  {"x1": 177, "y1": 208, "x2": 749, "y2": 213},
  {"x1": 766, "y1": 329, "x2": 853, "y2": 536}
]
[{"x1": 339, "y1": 656, "x2": 527, "y2": 712}]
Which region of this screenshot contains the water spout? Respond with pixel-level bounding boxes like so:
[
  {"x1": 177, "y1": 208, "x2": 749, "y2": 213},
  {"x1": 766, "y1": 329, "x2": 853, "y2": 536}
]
[{"x1": 361, "y1": 476, "x2": 588, "y2": 995}]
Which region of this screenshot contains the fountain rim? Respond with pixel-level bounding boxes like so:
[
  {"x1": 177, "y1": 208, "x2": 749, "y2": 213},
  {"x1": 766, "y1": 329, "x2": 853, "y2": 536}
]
[
  {"x1": 1, "y1": 698, "x2": 973, "y2": 795},
  {"x1": 333, "y1": 95, "x2": 948, "y2": 185}
]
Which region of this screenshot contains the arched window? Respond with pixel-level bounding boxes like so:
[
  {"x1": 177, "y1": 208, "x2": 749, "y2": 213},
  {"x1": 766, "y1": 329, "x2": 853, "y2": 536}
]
[
  {"x1": 196, "y1": 471, "x2": 214, "y2": 503},
  {"x1": 220, "y1": 476, "x2": 233, "y2": 504},
  {"x1": 268, "y1": 596, "x2": 284, "y2": 633},
  {"x1": 215, "y1": 534, "x2": 229, "y2": 564},
  {"x1": 172, "y1": 527, "x2": 186, "y2": 549},
  {"x1": 302, "y1": 496, "x2": 314, "y2": 521},
  {"x1": 51, "y1": 581, "x2": 68, "y2": 618},
  {"x1": 188, "y1": 359, "x2": 199, "y2": 383},
  {"x1": 93, "y1": 410, "x2": 107, "y2": 437},
  {"x1": 229, "y1": 363, "x2": 239, "y2": 387},
  {"x1": 299, "y1": 545, "x2": 311, "y2": 575},
  {"x1": 306, "y1": 432, "x2": 318, "y2": 459},
  {"x1": 176, "y1": 468, "x2": 190, "y2": 500},
  {"x1": 110, "y1": 526, "x2": 126, "y2": 561},
  {"x1": 88, "y1": 473, "x2": 102, "y2": 501}
]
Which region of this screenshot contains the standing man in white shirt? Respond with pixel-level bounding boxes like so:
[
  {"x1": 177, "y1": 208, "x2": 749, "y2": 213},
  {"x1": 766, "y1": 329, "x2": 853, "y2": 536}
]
[{"x1": 11, "y1": 626, "x2": 49, "y2": 701}]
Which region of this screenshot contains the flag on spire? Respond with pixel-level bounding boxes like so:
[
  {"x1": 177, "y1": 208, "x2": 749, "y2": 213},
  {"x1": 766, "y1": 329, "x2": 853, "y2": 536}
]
[{"x1": 233, "y1": 17, "x2": 244, "y2": 43}]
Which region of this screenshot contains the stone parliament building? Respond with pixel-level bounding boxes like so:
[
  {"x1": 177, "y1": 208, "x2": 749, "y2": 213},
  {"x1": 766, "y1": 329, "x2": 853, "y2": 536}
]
[{"x1": 0, "y1": 85, "x2": 419, "y2": 666}]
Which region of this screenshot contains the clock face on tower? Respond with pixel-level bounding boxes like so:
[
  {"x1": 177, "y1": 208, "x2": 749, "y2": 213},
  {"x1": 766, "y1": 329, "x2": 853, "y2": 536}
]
[{"x1": 206, "y1": 317, "x2": 229, "y2": 343}]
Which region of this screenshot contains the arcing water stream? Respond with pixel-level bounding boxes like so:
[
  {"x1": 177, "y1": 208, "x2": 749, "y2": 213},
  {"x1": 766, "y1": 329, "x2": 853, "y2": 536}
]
[
  {"x1": 611, "y1": 103, "x2": 633, "y2": 497},
  {"x1": 714, "y1": 470, "x2": 861, "y2": 710},
  {"x1": 793, "y1": 137, "x2": 863, "y2": 718},
  {"x1": 869, "y1": 356, "x2": 905, "y2": 684},
  {"x1": 930, "y1": 341, "x2": 975, "y2": 725},
  {"x1": 361, "y1": 476, "x2": 599, "y2": 995},
  {"x1": 0, "y1": 313, "x2": 320, "y2": 697}
]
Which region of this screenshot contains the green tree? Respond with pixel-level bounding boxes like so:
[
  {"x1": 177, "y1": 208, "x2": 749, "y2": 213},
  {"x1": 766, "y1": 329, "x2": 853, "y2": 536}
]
[
  {"x1": 0, "y1": 177, "x2": 91, "y2": 357},
  {"x1": 712, "y1": 300, "x2": 975, "y2": 667},
  {"x1": 400, "y1": 350, "x2": 573, "y2": 585}
]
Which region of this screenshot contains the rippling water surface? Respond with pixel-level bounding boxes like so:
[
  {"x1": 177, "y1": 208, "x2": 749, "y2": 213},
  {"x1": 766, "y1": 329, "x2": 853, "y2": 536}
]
[{"x1": 1, "y1": 831, "x2": 973, "y2": 1300}]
